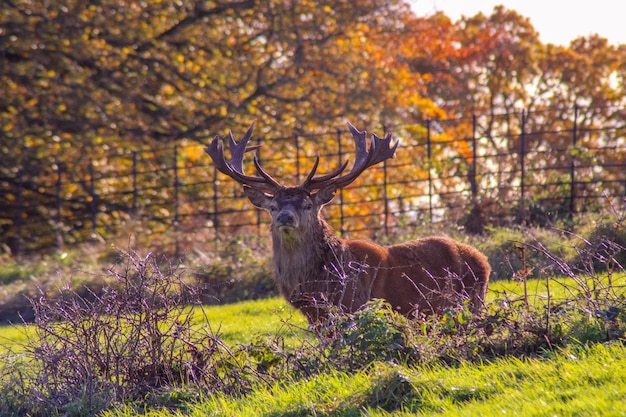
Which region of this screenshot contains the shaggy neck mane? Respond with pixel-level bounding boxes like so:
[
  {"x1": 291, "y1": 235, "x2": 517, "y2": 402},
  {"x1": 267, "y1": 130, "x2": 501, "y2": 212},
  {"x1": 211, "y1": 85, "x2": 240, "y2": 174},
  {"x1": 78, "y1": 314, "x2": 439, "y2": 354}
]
[{"x1": 271, "y1": 217, "x2": 345, "y2": 298}]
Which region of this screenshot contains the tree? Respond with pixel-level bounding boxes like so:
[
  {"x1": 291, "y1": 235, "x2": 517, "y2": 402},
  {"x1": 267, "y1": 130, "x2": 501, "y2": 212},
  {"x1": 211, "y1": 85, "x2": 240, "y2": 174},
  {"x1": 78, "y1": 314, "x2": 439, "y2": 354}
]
[
  {"x1": 0, "y1": 0, "x2": 441, "y2": 252},
  {"x1": 391, "y1": 6, "x2": 626, "y2": 217}
]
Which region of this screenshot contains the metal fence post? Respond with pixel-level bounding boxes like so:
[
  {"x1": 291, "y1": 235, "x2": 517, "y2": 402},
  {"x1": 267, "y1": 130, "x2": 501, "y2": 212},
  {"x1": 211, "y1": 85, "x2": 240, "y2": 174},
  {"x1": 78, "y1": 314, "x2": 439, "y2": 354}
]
[
  {"x1": 382, "y1": 124, "x2": 390, "y2": 237},
  {"x1": 337, "y1": 128, "x2": 345, "y2": 235},
  {"x1": 212, "y1": 165, "x2": 220, "y2": 238},
  {"x1": 294, "y1": 133, "x2": 301, "y2": 183},
  {"x1": 426, "y1": 119, "x2": 433, "y2": 224},
  {"x1": 15, "y1": 169, "x2": 23, "y2": 258},
  {"x1": 55, "y1": 163, "x2": 63, "y2": 250},
  {"x1": 570, "y1": 104, "x2": 578, "y2": 215},
  {"x1": 470, "y1": 114, "x2": 478, "y2": 201},
  {"x1": 173, "y1": 145, "x2": 179, "y2": 224},
  {"x1": 132, "y1": 151, "x2": 138, "y2": 212},
  {"x1": 520, "y1": 109, "x2": 527, "y2": 210},
  {"x1": 256, "y1": 136, "x2": 262, "y2": 239},
  {"x1": 89, "y1": 160, "x2": 97, "y2": 236}
]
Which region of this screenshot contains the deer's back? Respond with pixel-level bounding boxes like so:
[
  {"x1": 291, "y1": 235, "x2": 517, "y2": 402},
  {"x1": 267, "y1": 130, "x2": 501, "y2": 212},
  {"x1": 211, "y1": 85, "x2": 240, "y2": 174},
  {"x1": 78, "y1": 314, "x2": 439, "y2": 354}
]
[
  {"x1": 353, "y1": 236, "x2": 490, "y2": 316},
  {"x1": 386, "y1": 236, "x2": 488, "y2": 273}
]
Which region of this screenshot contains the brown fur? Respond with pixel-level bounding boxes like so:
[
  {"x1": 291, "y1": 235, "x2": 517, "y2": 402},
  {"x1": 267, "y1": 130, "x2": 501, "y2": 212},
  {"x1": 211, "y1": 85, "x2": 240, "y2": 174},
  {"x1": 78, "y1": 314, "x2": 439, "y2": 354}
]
[{"x1": 245, "y1": 187, "x2": 491, "y2": 325}]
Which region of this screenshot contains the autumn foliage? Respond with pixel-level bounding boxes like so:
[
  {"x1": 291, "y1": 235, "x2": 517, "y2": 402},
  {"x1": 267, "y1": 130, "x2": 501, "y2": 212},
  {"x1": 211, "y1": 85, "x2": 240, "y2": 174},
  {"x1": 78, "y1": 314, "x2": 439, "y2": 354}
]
[{"x1": 1, "y1": 1, "x2": 625, "y2": 253}]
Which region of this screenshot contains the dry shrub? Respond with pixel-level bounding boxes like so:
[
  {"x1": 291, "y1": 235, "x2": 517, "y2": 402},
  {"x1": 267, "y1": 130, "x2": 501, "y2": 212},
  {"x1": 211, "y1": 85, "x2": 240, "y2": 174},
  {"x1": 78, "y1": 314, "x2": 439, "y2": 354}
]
[
  {"x1": 192, "y1": 236, "x2": 276, "y2": 304},
  {"x1": 463, "y1": 198, "x2": 510, "y2": 235},
  {"x1": 9, "y1": 249, "x2": 256, "y2": 416}
]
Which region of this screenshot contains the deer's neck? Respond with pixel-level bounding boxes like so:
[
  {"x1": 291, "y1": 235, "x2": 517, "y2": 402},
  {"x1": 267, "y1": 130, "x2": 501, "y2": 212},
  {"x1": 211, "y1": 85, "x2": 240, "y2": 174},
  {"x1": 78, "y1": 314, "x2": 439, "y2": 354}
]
[{"x1": 270, "y1": 218, "x2": 346, "y2": 296}]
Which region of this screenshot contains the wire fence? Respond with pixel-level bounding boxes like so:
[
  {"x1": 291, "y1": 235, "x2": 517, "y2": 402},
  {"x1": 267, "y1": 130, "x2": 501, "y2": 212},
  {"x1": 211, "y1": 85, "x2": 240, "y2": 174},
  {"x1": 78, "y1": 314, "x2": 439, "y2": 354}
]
[{"x1": 2, "y1": 105, "x2": 626, "y2": 257}]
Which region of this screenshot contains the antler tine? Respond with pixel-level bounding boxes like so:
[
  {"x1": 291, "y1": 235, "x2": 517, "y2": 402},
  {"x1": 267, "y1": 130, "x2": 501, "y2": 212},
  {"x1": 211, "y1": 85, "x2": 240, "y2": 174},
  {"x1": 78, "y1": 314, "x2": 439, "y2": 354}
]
[
  {"x1": 299, "y1": 123, "x2": 398, "y2": 193},
  {"x1": 300, "y1": 155, "x2": 350, "y2": 190},
  {"x1": 226, "y1": 125, "x2": 250, "y2": 174},
  {"x1": 329, "y1": 123, "x2": 399, "y2": 190},
  {"x1": 303, "y1": 155, "x2": 321, "y2": 185},
  {"x1": 204, "y1": 122, "x2": 282, "y2": 194},
  {"x1": 368, "y1": 131, "x2": 398, "y2": 166},
  {"x1": 253, "y1": 154, "x2": 283, "y2": 186}
]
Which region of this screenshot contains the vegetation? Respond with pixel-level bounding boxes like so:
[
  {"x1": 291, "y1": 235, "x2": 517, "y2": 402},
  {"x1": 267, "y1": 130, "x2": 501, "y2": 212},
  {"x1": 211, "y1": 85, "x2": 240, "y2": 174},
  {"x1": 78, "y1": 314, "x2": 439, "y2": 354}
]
[
  {"x1": 2, "y1": 0, "x2": 625, "y2": 254},
  {"x1": 104, "y1": 343, "x2": 626, "y2": 416},
  {"x1": 1, "y1": 1, "x2": 625, "y2": 414},
  {"x1": 0, "y1": 210, "x2": 623, "y2": 415}
]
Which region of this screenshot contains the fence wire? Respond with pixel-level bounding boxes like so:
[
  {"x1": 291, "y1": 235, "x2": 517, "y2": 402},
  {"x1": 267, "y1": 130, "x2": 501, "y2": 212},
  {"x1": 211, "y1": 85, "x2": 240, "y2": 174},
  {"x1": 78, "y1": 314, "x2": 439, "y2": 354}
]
[{"x1": 2, "y1": 105, "x2": 625, "y2": 256}]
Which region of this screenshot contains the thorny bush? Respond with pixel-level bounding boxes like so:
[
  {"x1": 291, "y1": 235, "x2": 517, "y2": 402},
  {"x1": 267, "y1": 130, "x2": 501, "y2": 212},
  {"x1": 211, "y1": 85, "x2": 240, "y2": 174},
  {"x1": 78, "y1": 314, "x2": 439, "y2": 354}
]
[{"x1": 5, "y1": 249, "x2": 259, "y2": 416}]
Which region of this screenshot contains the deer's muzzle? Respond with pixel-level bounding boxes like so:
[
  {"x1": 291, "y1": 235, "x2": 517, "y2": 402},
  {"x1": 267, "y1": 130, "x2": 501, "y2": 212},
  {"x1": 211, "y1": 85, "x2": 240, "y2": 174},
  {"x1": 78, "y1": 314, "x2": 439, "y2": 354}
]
[{"x1": 276, "y1": 211, "x2": 297, "y2": 229}]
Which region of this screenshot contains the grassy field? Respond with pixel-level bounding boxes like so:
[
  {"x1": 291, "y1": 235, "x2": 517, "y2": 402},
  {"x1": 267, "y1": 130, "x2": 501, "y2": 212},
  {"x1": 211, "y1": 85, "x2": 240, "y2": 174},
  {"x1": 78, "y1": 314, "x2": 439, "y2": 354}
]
[
  {"x1": 105, "y1": 341, "x2": 626, "y2": 416},
  {"x1": 2, "y1": 274, "x2": 624, "y2": 416},
  {"x1": 0, "y1": 212, "x2": 624, "y2": 416},
  {"x1": 91, "y1": 287, "x2": 626, "y2": 417},
  {"x1": 196, "y1": 297, "x2": 309, "y2": 346}
]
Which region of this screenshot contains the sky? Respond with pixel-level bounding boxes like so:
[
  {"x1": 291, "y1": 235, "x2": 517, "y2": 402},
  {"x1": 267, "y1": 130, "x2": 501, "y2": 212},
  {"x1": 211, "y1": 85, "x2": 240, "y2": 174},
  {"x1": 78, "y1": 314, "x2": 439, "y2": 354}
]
[{"x1": 409, "y1": 0, "x2": 626, "y2": 46}]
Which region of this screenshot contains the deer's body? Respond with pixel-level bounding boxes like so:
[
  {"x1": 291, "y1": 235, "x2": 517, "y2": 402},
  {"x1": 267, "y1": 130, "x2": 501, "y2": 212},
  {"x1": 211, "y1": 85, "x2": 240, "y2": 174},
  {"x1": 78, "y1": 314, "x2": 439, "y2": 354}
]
[
  {"x1": 206, "y1": 123, "x2": 490, "y2": 325},
  {"x1": 259, "y1": 189, "x2": 490, "y2": 322}
]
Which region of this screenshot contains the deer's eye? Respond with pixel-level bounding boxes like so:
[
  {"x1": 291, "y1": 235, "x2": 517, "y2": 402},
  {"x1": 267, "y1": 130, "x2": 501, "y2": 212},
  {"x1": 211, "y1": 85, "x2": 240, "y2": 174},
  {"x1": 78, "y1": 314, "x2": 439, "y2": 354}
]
[
  {"x1": 269, "y1": 205, "x2": 278, "y2": 212},
  {"x1": 303, "y1": 202, "x2": 313, "y2": 210}
]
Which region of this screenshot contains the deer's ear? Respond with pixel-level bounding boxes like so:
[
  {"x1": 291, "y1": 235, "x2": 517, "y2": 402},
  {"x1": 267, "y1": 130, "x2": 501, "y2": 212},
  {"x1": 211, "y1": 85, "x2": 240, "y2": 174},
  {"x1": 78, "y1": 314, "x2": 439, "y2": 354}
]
[
  {"x1": 243, "y1": 186, "x2": 273, "y2": 209},
  {"x1": 312, "y1": 185, "x2": 337, "y2": 206}
]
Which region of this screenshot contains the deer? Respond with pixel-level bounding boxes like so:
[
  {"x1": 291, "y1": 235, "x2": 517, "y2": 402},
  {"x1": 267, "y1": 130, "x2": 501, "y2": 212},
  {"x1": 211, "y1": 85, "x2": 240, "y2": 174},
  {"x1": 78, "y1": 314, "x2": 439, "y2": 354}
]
[{"x1": 205, "y1": 122, "x2": 490, "y2": 326}]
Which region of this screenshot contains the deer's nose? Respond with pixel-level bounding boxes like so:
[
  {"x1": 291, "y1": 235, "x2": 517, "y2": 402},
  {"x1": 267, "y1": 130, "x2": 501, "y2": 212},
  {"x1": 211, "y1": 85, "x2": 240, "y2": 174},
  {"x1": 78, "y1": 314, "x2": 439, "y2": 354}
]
[{"x1": 276, "y1": 211, "x2": 295, "y2": 226}]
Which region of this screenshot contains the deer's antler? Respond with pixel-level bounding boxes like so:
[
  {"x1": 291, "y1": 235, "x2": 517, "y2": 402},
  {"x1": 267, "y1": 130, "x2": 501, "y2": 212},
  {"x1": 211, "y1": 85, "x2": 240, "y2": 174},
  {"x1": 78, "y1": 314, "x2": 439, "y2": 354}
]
[
  {"x1": 205, "y1": 122, "x2": 282, "y2": 194},
  {"x1": 206, "y1": 122, "x2": 398, "y2": 195},
  {"x1": 300, "y1": 122, "x2": 399, "y2": 192}
]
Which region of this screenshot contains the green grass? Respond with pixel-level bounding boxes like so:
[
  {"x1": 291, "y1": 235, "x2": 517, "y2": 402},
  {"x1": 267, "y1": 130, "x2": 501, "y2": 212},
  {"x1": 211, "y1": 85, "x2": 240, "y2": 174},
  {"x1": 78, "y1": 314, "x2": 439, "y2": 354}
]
[
  {"x1": 488, "y1": 272, "x2": 626, "y2": 302},
  {"x1": 197, "y1": 297, "x2": 309, "y2": 346},
  {"x1": 0, "y1": 323, "x2": 32, "y2": 354},
  {"x1": 0, "y1": 298, "x2": 308, "y2": 357},
  {"x1": 96, "y1": 275, "x2": 626, "y2": 416},
  {"x1": 1, "y1": 253, "x2": 625, "y2": 416},
  {"x1": 104, "y1": 341, "x2": 626, "y2": 417},
  {"x1": 1, "y1": 303, "x2": 625, "y2": 417}
]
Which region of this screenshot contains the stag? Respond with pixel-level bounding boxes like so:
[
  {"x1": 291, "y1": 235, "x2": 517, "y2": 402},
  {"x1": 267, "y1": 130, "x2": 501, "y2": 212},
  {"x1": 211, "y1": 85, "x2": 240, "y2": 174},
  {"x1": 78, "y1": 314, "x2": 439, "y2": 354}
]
[{"x1": 205, "y1": 122, "x2": 490, "y2": 325}]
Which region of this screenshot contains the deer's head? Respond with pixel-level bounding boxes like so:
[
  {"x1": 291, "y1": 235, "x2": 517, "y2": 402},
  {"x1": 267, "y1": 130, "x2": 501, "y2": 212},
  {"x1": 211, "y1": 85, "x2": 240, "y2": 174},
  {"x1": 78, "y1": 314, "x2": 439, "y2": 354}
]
[{"x1": 205, "y1": 122, "x2": 398, "y2": 239}]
